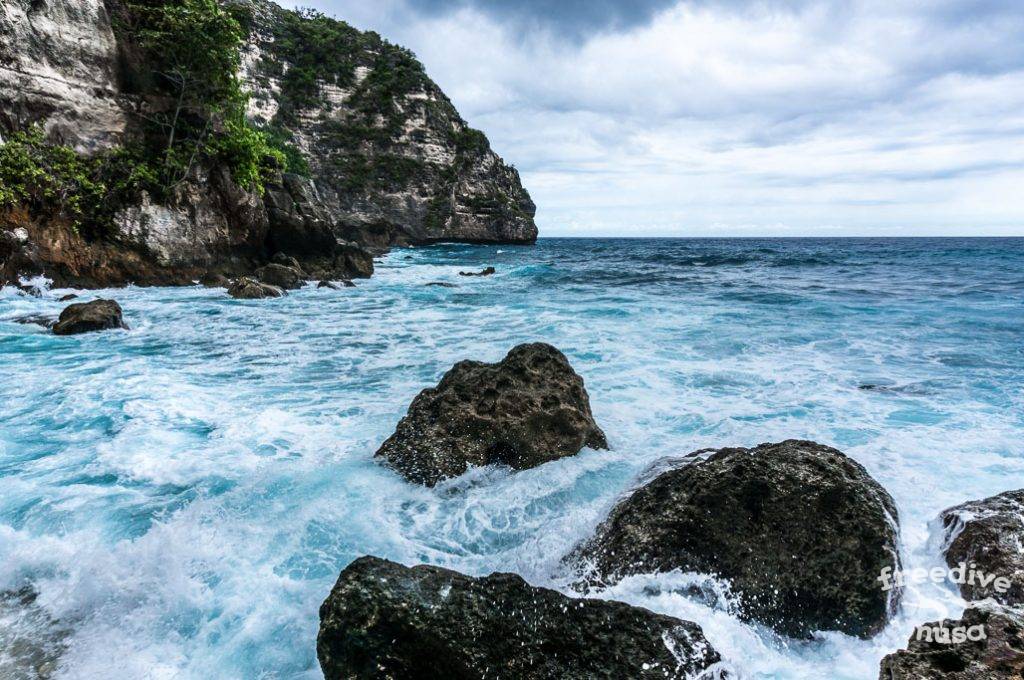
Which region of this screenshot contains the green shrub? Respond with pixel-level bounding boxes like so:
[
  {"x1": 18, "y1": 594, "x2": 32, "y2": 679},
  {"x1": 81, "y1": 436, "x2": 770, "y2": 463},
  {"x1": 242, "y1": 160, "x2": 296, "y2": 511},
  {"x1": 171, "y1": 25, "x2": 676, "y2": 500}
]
[
  {"x1": 0, "y1": 127, "x2": 158, "y2": 238},
  {"x1": 117, "y1": 0, "x2": 282, "y2": 192}
]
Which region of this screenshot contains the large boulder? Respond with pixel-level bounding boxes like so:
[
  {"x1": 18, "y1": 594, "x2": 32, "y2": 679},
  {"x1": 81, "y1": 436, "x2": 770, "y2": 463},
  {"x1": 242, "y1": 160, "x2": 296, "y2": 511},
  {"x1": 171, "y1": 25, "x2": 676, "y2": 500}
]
[
  {"x1": 254, "y1": 263, "x2": 305, "y2": 290},
  {"x1": 227, "y1": 277, "x2": 285, "y2": 299},
  {"x1": 939, "y1": 489, "x2": 1024, "y2": 607},
  {"x1": 568, "y1": 440, "x2": 901, "y2": 639},
  {"x1": 317, "y1": 556, "x2": 724, "y2": 680},
  {"x1": 375, "y1": 343, "x2": 608, "y2": 486},
  {"x1": 878, "y1": 604, "x2": 1024, "y2": 679},
  {"x1": 52, "y1": 299, "x2": 128, "y2": 335}
]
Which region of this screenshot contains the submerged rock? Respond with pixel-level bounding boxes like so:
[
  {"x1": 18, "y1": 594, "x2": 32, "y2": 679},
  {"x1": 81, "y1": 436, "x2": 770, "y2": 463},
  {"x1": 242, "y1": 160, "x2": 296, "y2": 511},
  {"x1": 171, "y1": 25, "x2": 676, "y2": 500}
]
[
  {"x1": 425, "y1": 282, "x2": 456, "y2": 288},
  {"x1": 13, "y1": 314, "x2": 57, "y2": 329},
  {"x1": 52, "y1": 299, "x2": 128, "y2": 336},
  {"x1": 459, "y1": 266, "x2": 496, "y2": 277},
  {"x1": 0, "y1": 586, "x2": 68, "y2": 680},
  {"x1": 316, "y1": 280, "x2": 355, "y2": 290},
  {"x1": 939, "y1": 489, "x2": 1024, "y2": 607},
  {"x1": 375, "y1": 343, "x2": 607, "y2": 486},
  {"x1": 254, "y1": 263, "x2": 305, "y2": 290},
  {"x1": 568, "y1": 440, "x2": 901, "y2": 639},
  {"x1": 57, "y1": 294, "x2": 78, "y2": 302},
  {"x1": 879, "y1": 604, "x2": 1024, "y2": 679},
  {"x1": 317, "y1": 556, "x2": 724, "y2": 680},
  {"x1": 227, "y1": 277, "x2": 285, "y2": 300}
]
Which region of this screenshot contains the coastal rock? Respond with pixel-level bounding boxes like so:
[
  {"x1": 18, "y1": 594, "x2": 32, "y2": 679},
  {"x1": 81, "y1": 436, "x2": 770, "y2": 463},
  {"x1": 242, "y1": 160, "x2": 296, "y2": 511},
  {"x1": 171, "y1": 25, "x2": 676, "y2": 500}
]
[
  {"x1": 57, "y1": 293, "x2": 78, "y2": 301},
  {"x1": 227, "y1": 277, "x2": 285, "y2": 299},
  {"x1": 459, "y1": 266, "x2": 496, "y2": 277},
  {"x1": 939, "y1": 489, "x2": 1024, "y2": 606},
  {"x1": 199, "y1": 272, "x2": 231, "y2": 288},
  {"x1": 317, "y1": 280, "x2": 355, "y2": 290},
  {"x1": 13, "y1": 314, "x2": 56, "y2": 328},
  {"x1": 425, "y1": 282, "x2": 456, "y2": 288},
  {"x1": 317, "y1": 556, "x2": 724, "y2": 680},
  {"x1": 878, "y1": 604, "x2": 1024, "y2": 679},
  {"x1": 568, "y1": 440, "x2": 901, "y2": 639},
  {"x1": 254, "y1": 262, "x2": 305, "y2": 290},
  {"x1": 375, "y1": 343, "x2": 608, "y2": 486},
  {"x1": 52, "y1": 299, "x2": 127, "y2": 335}
]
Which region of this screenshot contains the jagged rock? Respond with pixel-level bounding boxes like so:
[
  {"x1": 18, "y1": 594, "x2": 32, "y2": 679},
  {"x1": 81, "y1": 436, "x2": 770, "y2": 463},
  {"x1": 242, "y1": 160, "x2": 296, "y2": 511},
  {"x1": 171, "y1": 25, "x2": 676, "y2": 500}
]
[
  {"x1": 425, "y1": 282, "x2": 456, "y2": 288},
  {"x1": 57, "y1": 293, "x2": 77, "y2": 301},
  {"x1": 227, "y1": 277, "x2": 285, "y2": 299},
  {"x1": 270, "y1": 252, "x2": 303, "y2": 270},
  {"x1": 459, "y1": 266, "x2": 496, "y2": 277},
  {"x1": 337, "y1": 244, "x2": 375, "y2": 279},
  {"x1": 254, "y1": 262, "x2": 305, "y2": 290},
  {"x1": 568, "y1": 440, "x2": 901, "y2": 639},
  {"x1": 376, "y1": 343, "x2": 607, "y2": 486},
  {"x1": 939, "y1": 489, "x2": 1024, "y2": 606},
  {"x1": 52, "y1": 299, "x2": 127, "y2": 335},
  {"x1": 317, "y1": 556, "x2": 724, "y2": 680},
  {"x1": 879, "y1": 604, "x2": 1024, "y2": 679}
]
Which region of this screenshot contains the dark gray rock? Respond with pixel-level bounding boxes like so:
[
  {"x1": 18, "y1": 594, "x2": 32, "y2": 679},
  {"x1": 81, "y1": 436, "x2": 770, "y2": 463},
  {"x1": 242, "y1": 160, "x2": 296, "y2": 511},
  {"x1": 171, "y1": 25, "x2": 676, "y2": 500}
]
[
  {"x1": 13, "y1": 314, "x2": 56, "y2": 329},
  {"x1": 459, "y1": 266, "x2": 496, "y2": 277},
  {"x1": 568, "y1": 440, "x2": 901, "y2": 639},
  {"x1": 879, "y1": 604, "x2": 1024, "y2": 679},
  {"x1": 317, "y1": 556, "x2": 724, "y2": 680},
  {"x1": 57, "y1": 293, "x2": 78, "y2": 302},
  {"x1": 227, "y1": 277, "x2": 285, "y2": 299},
  {"x1": 939, "y1": 489, "x2": 1024, "y2": 607},
  {"x1": 52, "y1": 299, "x2": 127, "y2": 335},
  {"x1": 199, "y1": 272, "x2": 231, "y2": 288},
  {"x1": 425, "y1": 282, "x2": 456, "y2": 288},
  {"x1": 270, "y1": 252, "x2": 304, "y2": 271},
  {"x1": 375, "y1": 343, "x2": 608, "y2": 486},
  {"x1": 254, "y1": 263, "x2": 305, "y2": 290}
]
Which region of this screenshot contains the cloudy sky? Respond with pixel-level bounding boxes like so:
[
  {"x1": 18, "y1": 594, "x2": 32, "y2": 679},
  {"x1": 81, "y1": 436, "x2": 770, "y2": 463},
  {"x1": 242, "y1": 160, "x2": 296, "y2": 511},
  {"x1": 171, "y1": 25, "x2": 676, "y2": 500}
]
[{"x1": 282, "y1": 0, "x2": 1024, "y2": 236}]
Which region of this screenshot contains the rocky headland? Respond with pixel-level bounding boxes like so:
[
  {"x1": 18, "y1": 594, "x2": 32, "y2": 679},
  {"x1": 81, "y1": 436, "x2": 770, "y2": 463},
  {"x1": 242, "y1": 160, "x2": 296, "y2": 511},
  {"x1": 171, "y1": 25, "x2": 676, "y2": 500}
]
[{"x1": 0, "y1": 0, "x2": 536, "y2": 290}]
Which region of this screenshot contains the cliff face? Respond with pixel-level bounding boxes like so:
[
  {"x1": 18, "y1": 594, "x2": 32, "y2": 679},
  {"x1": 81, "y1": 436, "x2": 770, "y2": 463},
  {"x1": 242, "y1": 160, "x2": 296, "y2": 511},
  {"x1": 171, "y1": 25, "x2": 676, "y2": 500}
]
[
  {"x1": 245, "y1": 2, "x2": 537, "y2": 249},
  {"x1": 0, "y1": 0, "x2": 127, "y2": 151},
  {"x1": 0, "y1": 0, "x2": 537, "y2": 287}
]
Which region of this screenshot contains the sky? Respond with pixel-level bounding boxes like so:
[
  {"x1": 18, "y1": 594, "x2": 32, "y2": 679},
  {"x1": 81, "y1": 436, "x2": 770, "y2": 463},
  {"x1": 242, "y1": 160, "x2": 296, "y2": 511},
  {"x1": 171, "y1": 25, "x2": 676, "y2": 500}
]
[{"x1": 280, "y1": 0, "x2": 1024, "y2": 237}]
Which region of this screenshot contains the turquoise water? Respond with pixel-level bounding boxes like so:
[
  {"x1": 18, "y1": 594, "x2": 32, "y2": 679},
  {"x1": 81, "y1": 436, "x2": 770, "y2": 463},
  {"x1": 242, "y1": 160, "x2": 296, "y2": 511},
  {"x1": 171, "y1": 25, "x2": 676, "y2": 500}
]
[{"x1": 1, "y1": 237, "x2": 1023, "y2": 678}]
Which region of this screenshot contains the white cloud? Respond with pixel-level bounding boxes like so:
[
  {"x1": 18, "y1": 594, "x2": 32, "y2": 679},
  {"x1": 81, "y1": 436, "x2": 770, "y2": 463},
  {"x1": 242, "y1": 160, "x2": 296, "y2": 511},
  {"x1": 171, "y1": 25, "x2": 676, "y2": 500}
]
[{"x1": 281, "y1": 0, "x2": 1024, "y2": 236}]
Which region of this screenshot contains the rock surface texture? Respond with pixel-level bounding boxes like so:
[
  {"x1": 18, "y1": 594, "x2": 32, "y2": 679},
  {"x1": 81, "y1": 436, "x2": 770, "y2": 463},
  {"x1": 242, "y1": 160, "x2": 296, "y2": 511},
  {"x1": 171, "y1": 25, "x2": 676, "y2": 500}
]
[
  {"x1": 52, "y1": 299, "x2": 127, "y2": 335},
  {"x1": 569, "y1": 439, "x2": 902, "y2": 639},
  {"x1": 0, "y1": 0, "x2": 536, "y2": 289},
  {"x1": 375, "y1": 343, "x2": 608, "y2": 486},
  {"x1": 317, "y1": 556, "x2": 724, "y2": 680},
  {"x1": 878, "y1": 604, "x2": 1024, "y2": 679},
  {"x1": 939, "y1": 489, "x2": 1024, "y2": 607},
  {"x1": 227, "y1": 276, "x2": 284, "y2": 299}
]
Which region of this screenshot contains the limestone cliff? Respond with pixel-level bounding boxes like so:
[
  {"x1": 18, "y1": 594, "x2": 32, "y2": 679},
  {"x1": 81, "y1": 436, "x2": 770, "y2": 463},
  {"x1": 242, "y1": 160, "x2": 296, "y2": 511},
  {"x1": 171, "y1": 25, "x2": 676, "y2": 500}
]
[{"x1": 0, "y1": 0, "x2": 537, "y2": 288}]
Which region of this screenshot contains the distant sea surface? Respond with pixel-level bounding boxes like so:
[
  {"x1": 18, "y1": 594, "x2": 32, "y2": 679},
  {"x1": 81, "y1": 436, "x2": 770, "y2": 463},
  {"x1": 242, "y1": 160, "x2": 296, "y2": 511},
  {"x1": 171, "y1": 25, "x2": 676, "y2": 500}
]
[{"x1": 2, "y1": 237, "x2": 1023, "y2": 679}]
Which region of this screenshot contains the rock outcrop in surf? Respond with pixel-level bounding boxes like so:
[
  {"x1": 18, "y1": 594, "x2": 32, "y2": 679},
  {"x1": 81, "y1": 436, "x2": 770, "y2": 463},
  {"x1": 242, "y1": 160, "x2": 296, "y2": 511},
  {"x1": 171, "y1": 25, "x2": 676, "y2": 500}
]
[
  {"x1": 568, "y1": 439, "x2": 901, "y2": 639},
  {"x1": 938, "y1": 488, "x2": 1024, "y2": 607},
  {"x1": 317, "y1": 555, "x2": 724, "y2": 680},
  {"x1": 52, "y1": 298, "x2": 127, "y2": 335},
  {"x1": 375, "y1": 343, "x2": 608, "y2": 486}
]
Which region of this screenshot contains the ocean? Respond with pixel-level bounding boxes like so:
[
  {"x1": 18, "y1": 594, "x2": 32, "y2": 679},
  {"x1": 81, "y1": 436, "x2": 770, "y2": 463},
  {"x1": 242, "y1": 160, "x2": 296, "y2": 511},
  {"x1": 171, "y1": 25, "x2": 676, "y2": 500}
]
[{"x1": 1, "y1": 237, "x2": 1023, "y2": 678}]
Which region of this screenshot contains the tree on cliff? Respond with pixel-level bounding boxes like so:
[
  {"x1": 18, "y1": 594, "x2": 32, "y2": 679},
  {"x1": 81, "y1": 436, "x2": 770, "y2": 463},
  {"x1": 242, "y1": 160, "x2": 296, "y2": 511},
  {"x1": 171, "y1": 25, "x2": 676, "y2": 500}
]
[{"x1": 118, "y1": 0, "x2": 280, "y2": 191}]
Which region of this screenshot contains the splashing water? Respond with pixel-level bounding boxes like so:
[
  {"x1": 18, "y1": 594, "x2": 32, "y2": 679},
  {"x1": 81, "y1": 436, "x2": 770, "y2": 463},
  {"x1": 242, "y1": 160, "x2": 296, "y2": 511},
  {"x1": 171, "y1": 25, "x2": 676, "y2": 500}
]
[{"x1": 1, "y1": 238, "x2": 1023, "y2": 679}]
